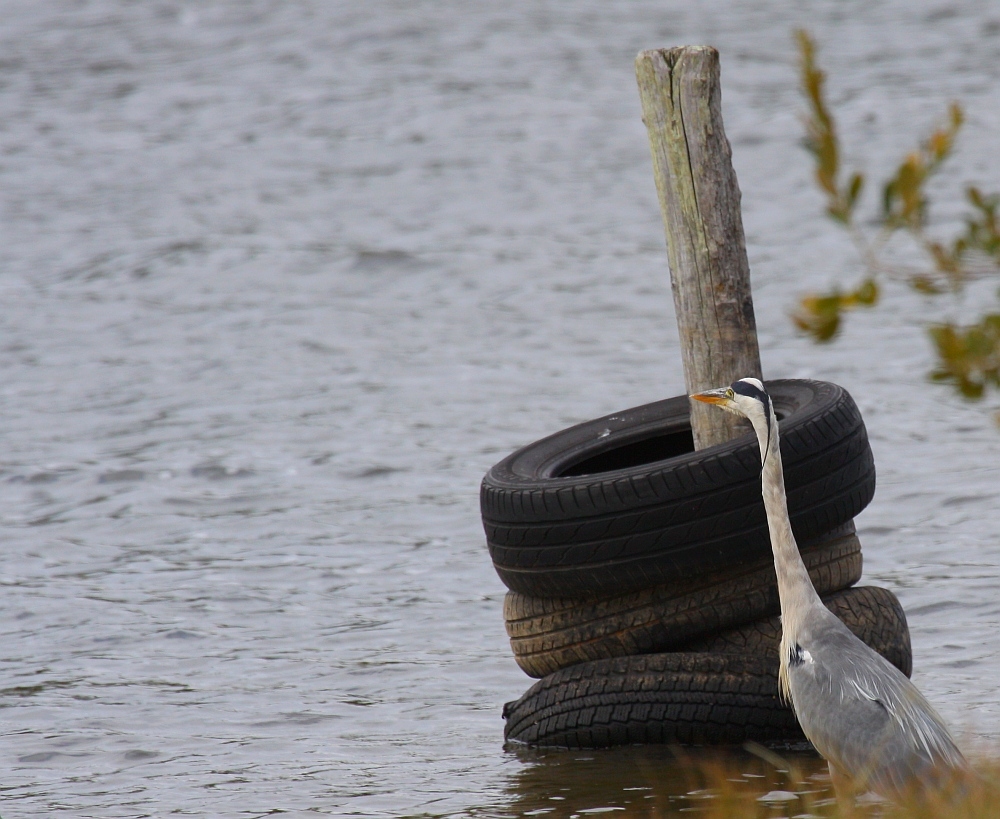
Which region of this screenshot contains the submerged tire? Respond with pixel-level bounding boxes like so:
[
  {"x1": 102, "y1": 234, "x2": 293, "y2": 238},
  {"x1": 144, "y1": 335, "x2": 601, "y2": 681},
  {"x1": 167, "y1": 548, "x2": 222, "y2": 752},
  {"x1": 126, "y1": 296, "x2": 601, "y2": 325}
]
[
  {"x1": 681, "y1": 585, "x2": 912, "y2": 678},
  {"x1": 482, "y1": 379, "x2": 875, "y2": 598},
  {"x1": 503, "y1": 653, "x2": 803, "y2": 748},
  {"x1": 505, "y1": 525, "x2": 861, "y2": 678},
  {"x1": 502, "y1": 588, "x2": 913, "y2": 750}
]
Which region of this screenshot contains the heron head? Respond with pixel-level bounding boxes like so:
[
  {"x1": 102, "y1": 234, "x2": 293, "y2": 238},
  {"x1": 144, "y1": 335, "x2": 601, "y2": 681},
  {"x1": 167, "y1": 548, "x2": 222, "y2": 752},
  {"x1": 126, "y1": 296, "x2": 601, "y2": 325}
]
[
  {"x1": 690, "y1": 377, "x2": 771, "y2": 421},
  {"x1": 690, "y1": 378, "x2": 774, "y2": 456}
]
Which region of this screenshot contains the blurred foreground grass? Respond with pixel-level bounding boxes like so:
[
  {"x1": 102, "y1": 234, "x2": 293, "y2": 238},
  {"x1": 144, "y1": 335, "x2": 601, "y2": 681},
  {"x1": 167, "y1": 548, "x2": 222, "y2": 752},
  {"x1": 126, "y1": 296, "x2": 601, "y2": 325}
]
[
  {"x1": 665, "y1": 750, "x2": 999, "y2": 819},
  {"x1": 492, "y1": 744, "x2": 999, "y2": 818}
]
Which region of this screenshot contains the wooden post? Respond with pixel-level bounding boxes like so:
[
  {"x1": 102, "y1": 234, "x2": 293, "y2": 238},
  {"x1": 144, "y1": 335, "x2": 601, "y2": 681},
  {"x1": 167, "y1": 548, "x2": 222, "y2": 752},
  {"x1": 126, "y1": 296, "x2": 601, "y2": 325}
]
[{"x1": 635, "y1": 46, "x2": 763, "y2": 450}]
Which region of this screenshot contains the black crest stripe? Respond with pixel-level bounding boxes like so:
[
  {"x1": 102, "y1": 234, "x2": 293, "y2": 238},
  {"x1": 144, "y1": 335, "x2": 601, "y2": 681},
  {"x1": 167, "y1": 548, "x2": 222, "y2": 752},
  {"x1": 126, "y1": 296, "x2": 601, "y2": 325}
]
[
  {"x1": 730, "y1": 379, "x2": 767, "y2": 403},
  {"x1": 730, "y1": 379, "x2": 773, "y2": 467}
]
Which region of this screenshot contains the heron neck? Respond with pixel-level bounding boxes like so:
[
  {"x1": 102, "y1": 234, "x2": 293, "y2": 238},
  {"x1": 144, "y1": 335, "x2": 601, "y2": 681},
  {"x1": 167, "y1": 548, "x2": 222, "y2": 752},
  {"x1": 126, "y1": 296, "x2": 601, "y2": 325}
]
[{"x1": 754, "y1": 410, "x2": 823, "y2": 634}]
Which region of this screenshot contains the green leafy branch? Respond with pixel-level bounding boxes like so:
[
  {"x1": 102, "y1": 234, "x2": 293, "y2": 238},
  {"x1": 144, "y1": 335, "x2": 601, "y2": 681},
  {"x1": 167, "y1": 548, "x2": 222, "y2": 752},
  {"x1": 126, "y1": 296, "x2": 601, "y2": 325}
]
[
  {"x1": 796, "y1": 29, "x2": 863, "y2": 228},
  {"x1": 792, "y1": 30, "x2": 1000, "y2": 418}
]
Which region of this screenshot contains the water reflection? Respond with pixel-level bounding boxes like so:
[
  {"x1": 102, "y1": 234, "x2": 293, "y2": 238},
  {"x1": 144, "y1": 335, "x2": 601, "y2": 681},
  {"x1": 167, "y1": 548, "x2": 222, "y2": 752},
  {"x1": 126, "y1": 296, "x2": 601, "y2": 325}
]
[{"x1": 484, "y1": 744, "x2": 840, "y2": 818}]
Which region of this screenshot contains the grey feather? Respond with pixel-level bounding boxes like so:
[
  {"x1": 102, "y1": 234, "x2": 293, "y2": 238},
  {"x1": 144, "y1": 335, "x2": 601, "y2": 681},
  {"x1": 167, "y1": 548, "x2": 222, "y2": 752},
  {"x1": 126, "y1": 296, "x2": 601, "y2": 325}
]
[{"x1": 786, "y1": 604, "x2": 965, "y2": 798}]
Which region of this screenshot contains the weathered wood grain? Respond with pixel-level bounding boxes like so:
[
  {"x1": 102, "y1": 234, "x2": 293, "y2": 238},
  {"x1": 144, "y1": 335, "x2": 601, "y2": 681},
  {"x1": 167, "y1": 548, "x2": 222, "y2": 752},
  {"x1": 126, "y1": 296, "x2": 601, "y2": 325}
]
[{"x1": 636, "y1": 46, "x2": 763, "y2": 449}]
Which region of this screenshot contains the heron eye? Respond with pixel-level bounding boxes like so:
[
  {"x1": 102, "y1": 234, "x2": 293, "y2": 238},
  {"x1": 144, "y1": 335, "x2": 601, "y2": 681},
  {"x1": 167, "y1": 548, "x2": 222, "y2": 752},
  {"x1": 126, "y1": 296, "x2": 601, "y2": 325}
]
[{"x1": 725, "y1": 388, "x2": 734, "y2": 399}]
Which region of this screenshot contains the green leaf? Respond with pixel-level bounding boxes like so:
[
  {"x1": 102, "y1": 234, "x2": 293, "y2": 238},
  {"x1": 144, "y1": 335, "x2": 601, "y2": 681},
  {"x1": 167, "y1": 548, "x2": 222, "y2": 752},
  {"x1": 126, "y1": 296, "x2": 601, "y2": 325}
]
[
  {"x1": 928, "y1": 315, "x2": 1000, "y2": 401},
  {"x1": 853, "y1": 278, "x2": 878, "y2": 305},
  {"x1": 793, "y1": 292, "x2": 843, "y2": 342},
  {"x1": 846, "y1": 172, "x2": 864, "y2": 209},
  {"x1": 911, "y1": 275, "x2": 944, "y2": 295},
  {"x1": 795, "y1": 281, "x2": 880, "y2": 343}
]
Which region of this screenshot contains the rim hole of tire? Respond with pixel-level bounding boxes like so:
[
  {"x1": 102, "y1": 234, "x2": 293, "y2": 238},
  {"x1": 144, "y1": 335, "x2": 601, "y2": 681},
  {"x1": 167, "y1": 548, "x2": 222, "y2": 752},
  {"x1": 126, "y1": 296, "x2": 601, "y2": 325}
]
[
  {"x1": 554, "y1": 411, "x2": 787, "y2": 478},
  {"x1": 557, "y1": 429, "x2": 694, "y2": 477}
]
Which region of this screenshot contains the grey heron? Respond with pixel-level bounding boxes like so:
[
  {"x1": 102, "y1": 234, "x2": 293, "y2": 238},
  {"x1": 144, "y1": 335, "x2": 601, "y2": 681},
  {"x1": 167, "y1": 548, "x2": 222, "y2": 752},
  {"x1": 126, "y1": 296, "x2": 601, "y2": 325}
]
[{"x1": 691, "y1": 377, "x2": 967, "y2": 800}]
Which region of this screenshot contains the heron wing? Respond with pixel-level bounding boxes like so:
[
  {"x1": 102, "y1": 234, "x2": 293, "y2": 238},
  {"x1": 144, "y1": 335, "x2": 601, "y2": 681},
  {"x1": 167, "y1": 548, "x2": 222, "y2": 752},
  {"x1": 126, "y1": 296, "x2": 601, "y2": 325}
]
[{"x1": 787, "y1": 612, "x2": 965, "y2": 796}]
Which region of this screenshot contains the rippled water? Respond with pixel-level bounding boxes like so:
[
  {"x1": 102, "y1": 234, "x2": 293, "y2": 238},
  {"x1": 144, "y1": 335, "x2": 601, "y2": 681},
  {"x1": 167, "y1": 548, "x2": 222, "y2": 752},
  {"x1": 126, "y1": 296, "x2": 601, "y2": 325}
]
[{"x1": 1, "y1": 1, "x2": 998, "y2": 815}]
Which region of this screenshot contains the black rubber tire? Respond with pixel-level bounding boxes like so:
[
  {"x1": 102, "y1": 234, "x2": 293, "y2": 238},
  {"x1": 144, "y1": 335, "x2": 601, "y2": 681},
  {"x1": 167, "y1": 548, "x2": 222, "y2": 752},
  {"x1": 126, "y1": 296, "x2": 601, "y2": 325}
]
[
  {"x1": 482, "y1": 379, "x2": 875, "y2": 598},
  {"x1": 503, "y1": 589, "x2": 912, "y2": 750},
  {"x1": 680, "y1": 585, "x2": 912, "y2": 678},
  {"x1": 505, "y1": 525, "x2": 861, "y2": 678},
  {"x1": 503, "y1": 653, "x2": 803, "y2": 748}
]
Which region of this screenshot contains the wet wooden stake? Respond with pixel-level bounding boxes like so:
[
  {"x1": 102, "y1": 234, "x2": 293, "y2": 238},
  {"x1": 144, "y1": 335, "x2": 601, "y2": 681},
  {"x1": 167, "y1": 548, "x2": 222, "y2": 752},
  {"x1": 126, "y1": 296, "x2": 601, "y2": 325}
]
[{"x1": 636, "y1": 46, "x2": 763, "y2": 450}]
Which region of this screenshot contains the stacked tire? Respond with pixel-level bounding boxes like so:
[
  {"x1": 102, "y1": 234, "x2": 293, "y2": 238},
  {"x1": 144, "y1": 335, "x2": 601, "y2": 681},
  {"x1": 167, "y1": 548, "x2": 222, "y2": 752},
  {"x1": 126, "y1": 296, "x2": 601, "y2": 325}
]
[{"x1": 481, "y1": 380, "x2": 912, "y2": 749}]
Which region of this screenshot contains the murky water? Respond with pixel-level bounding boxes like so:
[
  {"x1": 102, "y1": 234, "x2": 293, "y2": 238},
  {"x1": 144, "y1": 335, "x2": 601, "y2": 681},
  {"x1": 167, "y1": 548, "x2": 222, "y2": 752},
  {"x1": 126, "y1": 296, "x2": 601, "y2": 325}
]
[{"x1": 0, "y1": 1, "x2": 998, "y2": 816}]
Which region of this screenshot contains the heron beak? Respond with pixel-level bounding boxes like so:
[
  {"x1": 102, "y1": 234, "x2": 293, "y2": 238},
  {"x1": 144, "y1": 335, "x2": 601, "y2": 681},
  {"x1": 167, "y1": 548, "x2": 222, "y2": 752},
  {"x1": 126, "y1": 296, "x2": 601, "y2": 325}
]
[{"x1": 690, "y1": 387, "x2": 730, "y2": 406}]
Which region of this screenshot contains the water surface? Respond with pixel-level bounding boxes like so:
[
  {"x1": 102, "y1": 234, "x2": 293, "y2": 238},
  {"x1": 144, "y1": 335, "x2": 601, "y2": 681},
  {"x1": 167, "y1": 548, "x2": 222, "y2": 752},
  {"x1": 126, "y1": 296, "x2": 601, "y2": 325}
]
[{"x1": 1, "y1": 1, "x2": 998, "y2": 815}]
